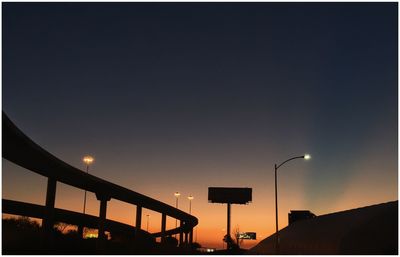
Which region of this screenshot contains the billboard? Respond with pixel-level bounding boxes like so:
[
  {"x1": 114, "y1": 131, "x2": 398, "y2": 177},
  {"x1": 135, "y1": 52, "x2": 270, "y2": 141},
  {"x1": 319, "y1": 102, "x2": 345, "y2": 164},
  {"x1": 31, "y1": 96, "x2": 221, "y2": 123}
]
[{"x1": 208, "y1": 187, "x2": 252, "y2": 204}]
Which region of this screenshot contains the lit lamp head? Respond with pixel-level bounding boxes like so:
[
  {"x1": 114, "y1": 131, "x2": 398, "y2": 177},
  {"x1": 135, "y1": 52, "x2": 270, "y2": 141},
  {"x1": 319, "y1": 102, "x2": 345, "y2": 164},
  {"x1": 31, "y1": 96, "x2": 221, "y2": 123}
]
[
  {"x1": 83, "y1": 156, "x2": 94, "y2": 165},
  {"x1": 174, "y1": 192, "x2": 181, "y2": 198},
  {"x1": 188, "y1": 195, "x2": 194, "y2": 201},
  {"x1": 304, "y1": 154, "x2": 311, "y2": 160}
]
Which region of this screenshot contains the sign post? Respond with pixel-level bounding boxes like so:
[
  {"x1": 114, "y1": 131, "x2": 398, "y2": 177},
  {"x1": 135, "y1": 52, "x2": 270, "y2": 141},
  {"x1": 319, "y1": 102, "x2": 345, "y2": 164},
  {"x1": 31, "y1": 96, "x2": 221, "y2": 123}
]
[{"x1": 208, "y1": 187, "x2": 252, "y2": 250}]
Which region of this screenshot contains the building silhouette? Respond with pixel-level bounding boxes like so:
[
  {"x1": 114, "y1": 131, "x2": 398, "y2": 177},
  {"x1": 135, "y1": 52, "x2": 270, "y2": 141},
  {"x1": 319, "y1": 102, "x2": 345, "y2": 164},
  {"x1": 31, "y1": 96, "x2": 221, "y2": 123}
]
[
  {"x1": 288, "y1": 210, "x2": 316, "y2": 225},
  {"x1": 251, "y1": 201, "x2": 398, "y2": 255}
]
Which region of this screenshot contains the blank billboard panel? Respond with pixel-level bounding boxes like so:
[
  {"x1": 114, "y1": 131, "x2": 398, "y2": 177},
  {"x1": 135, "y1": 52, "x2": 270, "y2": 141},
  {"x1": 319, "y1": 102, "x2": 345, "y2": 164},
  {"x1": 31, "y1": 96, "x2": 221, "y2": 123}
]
[{"x1": 208, "y1": 187, "x2": 252, "y2": 204}]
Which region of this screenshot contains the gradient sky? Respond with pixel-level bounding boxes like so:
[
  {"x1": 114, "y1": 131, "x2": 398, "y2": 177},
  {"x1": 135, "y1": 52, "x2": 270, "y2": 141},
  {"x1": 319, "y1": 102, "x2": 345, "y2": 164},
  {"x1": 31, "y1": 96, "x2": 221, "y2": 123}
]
[{"x1": 2, "y1": 3, "x2": 398, "y2": 249}]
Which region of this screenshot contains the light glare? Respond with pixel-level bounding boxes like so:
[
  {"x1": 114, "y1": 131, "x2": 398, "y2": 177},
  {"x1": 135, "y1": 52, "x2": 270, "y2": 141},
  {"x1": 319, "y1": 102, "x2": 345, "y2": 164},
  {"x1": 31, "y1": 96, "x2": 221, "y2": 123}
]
[
  {"x1": 304, "y1": 154, "x2": 311, "y2": 160},
  {"x1": 83, "y1": 156, "x2": 94, "y2": 165}
]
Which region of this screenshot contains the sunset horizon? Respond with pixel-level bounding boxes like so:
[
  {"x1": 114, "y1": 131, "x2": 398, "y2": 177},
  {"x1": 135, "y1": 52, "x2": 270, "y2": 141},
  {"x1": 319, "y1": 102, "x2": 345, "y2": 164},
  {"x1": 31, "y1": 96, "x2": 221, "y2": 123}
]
[{"x1": 2, "y1": 2, "x2": 397, "y2": 254}]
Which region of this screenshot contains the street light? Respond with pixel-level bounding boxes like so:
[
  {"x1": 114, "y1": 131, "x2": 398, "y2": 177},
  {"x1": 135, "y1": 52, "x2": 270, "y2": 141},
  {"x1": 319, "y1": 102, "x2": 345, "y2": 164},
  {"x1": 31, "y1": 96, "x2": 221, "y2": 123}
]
[
  {"x1": 188, "y1": 195, "x2": 195, "y2": 244},
  {"x1": 146, "y1": 214, "x2": 150, "y2": 232},
  {"x1": 174, "y1": 192, "x2": 180, "y2": 237},
  {"x1": 174, "y1": 192, "x2": 181, "y2": 208},
  {"x1": 274, "y1": 154, "x2": 310, "y2": 254},
  {"x1": 188, "y1": 195, "x2": 194, "y2": 214},
  {"x1": 82, "y1": 155, "x2": 94, "y2": 215}
]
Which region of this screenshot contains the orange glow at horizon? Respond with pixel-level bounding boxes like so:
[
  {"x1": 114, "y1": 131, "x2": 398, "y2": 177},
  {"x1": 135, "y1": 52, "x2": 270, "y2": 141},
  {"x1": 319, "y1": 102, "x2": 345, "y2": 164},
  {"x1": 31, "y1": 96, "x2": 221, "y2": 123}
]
[{"x1": 2, "y1": 151, "x2": 397, "y2": 250}]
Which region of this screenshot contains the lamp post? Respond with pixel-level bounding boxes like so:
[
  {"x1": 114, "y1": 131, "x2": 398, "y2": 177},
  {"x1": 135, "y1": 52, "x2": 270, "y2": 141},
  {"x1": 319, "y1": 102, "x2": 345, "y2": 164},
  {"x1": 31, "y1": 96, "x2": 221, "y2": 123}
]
[
  {"x1": 82, "y1": 156, "x2": 94, "y2": 215},
  {"x1": 274, "y1": 154, "x2": 310, "y2": 254},
  {"x1": 80, "y1": 155, "x2": 94, "y2": 239},
  {"x1": 146, "y1": 214, "x2": 150, "y2": 232},
  {"x1": 188, "y1": 195, "x2": 194, "y2": 214},
  {"x1": 187, "y1": 195, "x2": 195, "y2": 242},
  {"x1": 174, "y1": 192, "x2": 180, "y2": 237}
]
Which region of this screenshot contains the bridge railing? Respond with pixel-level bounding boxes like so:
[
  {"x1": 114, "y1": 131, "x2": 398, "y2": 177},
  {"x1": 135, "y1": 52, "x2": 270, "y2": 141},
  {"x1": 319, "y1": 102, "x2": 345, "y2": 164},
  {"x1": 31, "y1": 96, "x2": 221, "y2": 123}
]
[{"x1": 2, "y1": 112, "x2": 198, "y2": 245}]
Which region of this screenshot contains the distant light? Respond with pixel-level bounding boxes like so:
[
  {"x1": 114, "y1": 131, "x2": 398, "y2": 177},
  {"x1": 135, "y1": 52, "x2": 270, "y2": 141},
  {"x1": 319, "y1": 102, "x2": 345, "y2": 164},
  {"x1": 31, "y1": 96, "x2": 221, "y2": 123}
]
[
  {"x1": 188, "y1": 195, "x2": 194, "y2": 200},
  {"x1": 83, "y1": 156, "x2": 94, "y2": 165},
  {"x1": 304, "y1": 154, "x2": 311, "y2": 160},
  {"x1": 174, "y1": 192, "x2": 181, "y2": 197},
  {"x1": 85, "y1": 233, "x2": 98, "y2": 239}
]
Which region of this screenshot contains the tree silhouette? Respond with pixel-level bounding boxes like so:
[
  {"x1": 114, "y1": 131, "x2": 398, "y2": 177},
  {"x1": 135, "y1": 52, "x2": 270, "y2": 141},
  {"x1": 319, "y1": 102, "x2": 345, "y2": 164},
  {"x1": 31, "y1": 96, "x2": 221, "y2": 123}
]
[
  {"x1": 232, "y1": 225, "x2": 242, "y2": 249},
  {"x1": 3, "y1": 216, "x2": 42, "y2": 254}
]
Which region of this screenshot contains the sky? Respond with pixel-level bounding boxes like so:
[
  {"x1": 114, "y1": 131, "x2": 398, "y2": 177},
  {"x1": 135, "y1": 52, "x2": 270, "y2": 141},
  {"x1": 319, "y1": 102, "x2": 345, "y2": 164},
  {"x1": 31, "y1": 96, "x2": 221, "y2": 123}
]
[{"x1": 2, "y1": 3, "x2": 398, "y2": 249}]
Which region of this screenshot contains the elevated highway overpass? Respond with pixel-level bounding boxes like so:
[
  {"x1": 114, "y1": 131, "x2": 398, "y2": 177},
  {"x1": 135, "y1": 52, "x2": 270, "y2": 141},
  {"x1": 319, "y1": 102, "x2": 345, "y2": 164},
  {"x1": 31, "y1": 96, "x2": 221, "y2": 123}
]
[{"x1": 2, "y1": 111, "x2": 198, "y2": 246}]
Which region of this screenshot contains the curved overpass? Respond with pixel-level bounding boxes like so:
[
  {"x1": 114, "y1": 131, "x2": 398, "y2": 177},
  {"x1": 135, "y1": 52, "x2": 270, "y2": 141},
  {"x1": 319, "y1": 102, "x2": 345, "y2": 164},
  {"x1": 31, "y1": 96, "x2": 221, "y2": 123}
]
[{"x1": 2, "y1": 112, "x2": 198, "y2": 245}]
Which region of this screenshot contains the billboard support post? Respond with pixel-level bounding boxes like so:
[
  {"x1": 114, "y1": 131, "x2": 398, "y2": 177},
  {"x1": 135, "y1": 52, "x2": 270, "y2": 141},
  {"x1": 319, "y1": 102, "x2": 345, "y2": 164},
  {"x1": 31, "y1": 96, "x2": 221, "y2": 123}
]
[{"x1": 208, "y1": 187, "x2": 252, "y2": 250}]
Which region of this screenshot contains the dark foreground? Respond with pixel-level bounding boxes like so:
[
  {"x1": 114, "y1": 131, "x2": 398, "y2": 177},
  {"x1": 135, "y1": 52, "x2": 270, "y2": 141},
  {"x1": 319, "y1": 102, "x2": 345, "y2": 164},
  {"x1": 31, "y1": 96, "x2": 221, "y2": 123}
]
[
  {"x1": 2, "y1": 217, "x2": 198, "y2": 255},
  {"x1": 3, "y1": 217, "x2": 252, "y2": 255}
]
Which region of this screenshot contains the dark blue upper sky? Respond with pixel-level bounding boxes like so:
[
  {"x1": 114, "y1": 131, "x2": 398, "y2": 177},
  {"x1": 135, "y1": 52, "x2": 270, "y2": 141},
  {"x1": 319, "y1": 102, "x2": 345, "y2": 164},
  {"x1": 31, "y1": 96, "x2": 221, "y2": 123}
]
[{"x1": 2, "y1": 3, "x2": 398, "y2": 243}]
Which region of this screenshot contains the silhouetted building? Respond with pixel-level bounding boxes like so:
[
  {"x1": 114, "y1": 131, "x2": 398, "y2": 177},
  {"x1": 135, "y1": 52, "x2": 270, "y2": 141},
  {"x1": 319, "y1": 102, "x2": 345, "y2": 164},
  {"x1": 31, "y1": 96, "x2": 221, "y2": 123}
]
[
  {"x1": 250, "y1": 201, "x2": 398, "y2": 255},
  {"x1": 288, "y1": 210, "x2": 316, "y2": 225}
]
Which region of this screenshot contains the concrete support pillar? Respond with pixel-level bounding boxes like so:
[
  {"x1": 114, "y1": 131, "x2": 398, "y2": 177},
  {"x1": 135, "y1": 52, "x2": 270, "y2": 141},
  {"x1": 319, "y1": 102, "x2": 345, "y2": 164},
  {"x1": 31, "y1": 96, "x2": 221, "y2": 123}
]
[
  {"x1": 78, "y1": 225, "x2": 83, "y2": 238},
  {"x1": 227, "y1": 203, "x2": 231, "y2": 239},
  {"x1": 135, "y1": 205, "x2": 142, "y2": 237},
  {"x1": 184, "y1": 231, "x2": 189, "y2": 245},
  {"x1": 189, "y1": 228, "x2": 193, "y2": 245},
  {"x1": 227, "y1": 203, "x2": 231, "y2": 249},
  {"x1": 43, "y1": 178, "x2": 57, "y2": 237},
  {"x1": 161, "y1": 213, "x2": 166, "y2": 243},
  {"x1": 96, "y1": 193, "x2": 111, "y2": 241},
  {"x1": 179, "y1": 220, "x2": 184, "y2": 246}
]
